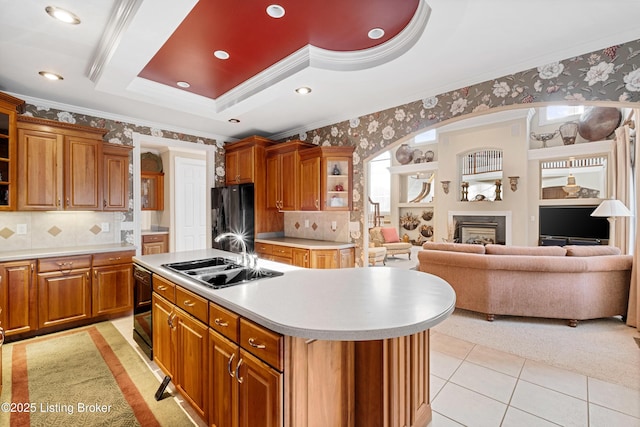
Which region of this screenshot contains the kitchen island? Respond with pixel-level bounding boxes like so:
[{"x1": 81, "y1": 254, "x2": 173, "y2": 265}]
[{"x1": 134, "y1": 248, "x2": 455, "y2": 427}]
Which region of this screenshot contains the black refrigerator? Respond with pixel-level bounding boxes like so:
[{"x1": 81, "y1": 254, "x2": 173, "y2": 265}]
[{"x1": 211, "y1": 183, "x2": 255, "y2": 253}]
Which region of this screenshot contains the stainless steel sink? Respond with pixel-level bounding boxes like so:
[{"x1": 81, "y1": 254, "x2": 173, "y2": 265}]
[{"x1": 162, "y1": 257, "x2": 283, "y2": 289}]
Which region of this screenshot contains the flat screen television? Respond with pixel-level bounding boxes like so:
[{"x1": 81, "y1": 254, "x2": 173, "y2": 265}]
[{"x1": 539, "y1": 205, "x2": 609, "y2": 242}]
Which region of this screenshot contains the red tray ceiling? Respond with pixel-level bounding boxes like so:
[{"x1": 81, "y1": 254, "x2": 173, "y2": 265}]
[{"x1": 139, "y1": 0, "x2": 419, "y2": 99}]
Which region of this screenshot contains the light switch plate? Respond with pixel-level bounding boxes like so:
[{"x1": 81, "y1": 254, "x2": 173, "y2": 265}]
[
  {"x1": 101, "y1": 222, "x2": 110, "y2": 233},
  {"x1": 16, "y1": 224, "x2": 27, "y2": 235},
  {"x1": 304, "y1": 219, "x2": 309, "y2": 228}
]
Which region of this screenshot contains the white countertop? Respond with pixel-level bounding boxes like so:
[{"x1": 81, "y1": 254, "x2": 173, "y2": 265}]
[
  {"x1": 0, "y1": 244, "x2": 136, "y2": 263},
  {"x1": 134, "y1": 248, "x2": 456, "y2": 341},
  {"x1": 255, "y1": 236, "x2": 355, "y2": 250}
]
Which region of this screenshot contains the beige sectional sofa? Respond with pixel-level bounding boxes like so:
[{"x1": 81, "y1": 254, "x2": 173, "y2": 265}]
[{"x1": 417, "y1": 242, "x2": 632, "y2": 327}]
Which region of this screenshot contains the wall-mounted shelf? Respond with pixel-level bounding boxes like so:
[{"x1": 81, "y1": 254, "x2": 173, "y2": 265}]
[
  {"x1": 527, "y1": 140, "x2": 613, "y2": 160},
  {"x1": 388, "y1": 161, "x2": 438, "y2": 175}
]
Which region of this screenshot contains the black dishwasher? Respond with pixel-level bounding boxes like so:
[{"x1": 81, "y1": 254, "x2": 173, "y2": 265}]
[{"x1": 133, "y1": 264, "x2": 153, "y2": 360}]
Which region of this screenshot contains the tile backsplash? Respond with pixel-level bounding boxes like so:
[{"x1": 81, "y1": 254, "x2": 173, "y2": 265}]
[
  {"x1": 284, "y1": 211, "x2": 350, "y2": 242},
  {"x1": 0, "y1": 211, "x2": 125, "y2": 252}
]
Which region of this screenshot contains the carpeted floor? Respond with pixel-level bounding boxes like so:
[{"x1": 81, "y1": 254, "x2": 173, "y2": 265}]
[
  {"x1": 0, "y1": 322, "x2": 193, "y2": 426},
  {"x1": 433, "y1": 308, "x2": 640, "y2": 391}
]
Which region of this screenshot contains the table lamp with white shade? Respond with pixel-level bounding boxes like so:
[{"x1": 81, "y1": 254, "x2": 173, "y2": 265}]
[{"x1": 590, "y1": 198, "x2": 632, "y2": 247}]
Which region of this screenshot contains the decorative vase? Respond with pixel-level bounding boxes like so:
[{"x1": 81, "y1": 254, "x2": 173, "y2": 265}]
[
  {"x1": 424, "y1": 150, "x2": 435, "y2": 162},
  {"x1": 332, "y1": 164, "x2": 341, "y2": 175},
  {"x1": 395, "y1": 143, "x2": 413, "y2": 165}
]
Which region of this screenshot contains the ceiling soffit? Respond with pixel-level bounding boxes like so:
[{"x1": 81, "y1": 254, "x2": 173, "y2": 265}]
[{"x1": 131, "y1": 0, "x2": 428, "y2": 111}]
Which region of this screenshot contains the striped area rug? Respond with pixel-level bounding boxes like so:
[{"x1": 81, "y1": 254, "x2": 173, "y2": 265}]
[{"x1": 0, "y1": 322, "x2": 193, "y2": 426}]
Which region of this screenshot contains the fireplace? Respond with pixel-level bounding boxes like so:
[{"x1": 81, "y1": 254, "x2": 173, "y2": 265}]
[
  {"x1": 460, "y1": 223, "x2": 498, "y2": 244},
  {"x1": 450, "y1": 211, "x2": 511, "y2": 245}
]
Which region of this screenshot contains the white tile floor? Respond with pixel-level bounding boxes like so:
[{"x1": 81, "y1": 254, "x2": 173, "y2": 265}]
[
  {"x1": 111, "y1": 316, "x2": 640, "y2": 427},
  {"x1": 430, "y1": 331, "x2": 640, "y2": 427}
]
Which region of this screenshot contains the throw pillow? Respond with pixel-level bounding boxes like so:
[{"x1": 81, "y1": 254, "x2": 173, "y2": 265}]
[{"x1": 380, "y1": 227, "x2": 400, "y2": 243}]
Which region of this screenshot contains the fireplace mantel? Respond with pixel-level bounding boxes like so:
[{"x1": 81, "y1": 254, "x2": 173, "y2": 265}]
[{"x1": 448, "y1": 211, "x2": 512, "y2": 245}]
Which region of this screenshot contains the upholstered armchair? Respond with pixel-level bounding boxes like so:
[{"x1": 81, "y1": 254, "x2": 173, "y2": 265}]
[{"x1": 369, "y1": 227, "x2": 412, "y2": 259}]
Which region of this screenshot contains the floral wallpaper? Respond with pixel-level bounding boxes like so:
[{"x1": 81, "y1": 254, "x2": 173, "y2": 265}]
[
  {"x1": 277, "y1": 39, "x2": 640, "y2": 266},
  {"x1": 20, "y1": 38, "x2": 640, "y2": 262},
  {"x1": 21, "y1": 105, "x2": 221, "y2": 244}
]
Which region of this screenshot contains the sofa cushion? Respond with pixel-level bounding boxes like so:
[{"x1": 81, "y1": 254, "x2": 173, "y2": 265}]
[
  {"x1": 485, "y1": 244, "x2": 567, "y2": 256},
  {"x1": 422, "y1": 241, "x2": 486, "y2": 254},
  {"x1": 564, "y1": 245, "x2": 621, "y2": 256},
  {"x1": 380, "y1": 227, "x2": 400, "y2": 243}
]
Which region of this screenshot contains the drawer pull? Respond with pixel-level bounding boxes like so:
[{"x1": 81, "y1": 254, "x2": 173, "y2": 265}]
[
  {"x1": 227, "y1": 353, "x2": 235, "y2": 378},
  {"x1": 235, "y1": 358, "x2": 244, "y2": 384},
  {"x1": 183, "y1": 299, "x2": 196, "y2": 307},
  {"x1": 214, "y1": 318, "x2": 229, "y2": 327},
  {"x1": 108, "y1": 257, "x2": 121, "y2": 261},
  {"x1": 248, "y1": 338, "x2": 266, "y2": 349},
  {"x1": 157, "y1": 285, "x2": 168, "y2": 291}
]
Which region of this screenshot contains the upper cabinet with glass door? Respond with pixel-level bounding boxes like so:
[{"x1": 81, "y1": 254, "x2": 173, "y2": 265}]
[{"x1": 0, "y1": 92, "x2": 25, "y2": 210}]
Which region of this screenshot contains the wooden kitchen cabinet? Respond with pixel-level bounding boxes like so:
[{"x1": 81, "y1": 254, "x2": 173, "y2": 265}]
[
  {"x1": 102, "y1": 143, "x2": 131, "y2": 211},
  {"x1": 153, "y1": 287, "x2": 209, "y2": 419},
  {"x1": 0, "y1": 92, "x2": 25, "y2": 211},
  {"x1": 266, "y1": 140, "x2": 314, "y2": 212},
  {"x1": 175, "y1": 305, "x2": 209, "y2": 419},
  {"x1": 299, "y1": 146, "x2": 354, "y2": 211},
  {"x1": 224, "y1": 136, "x2": 280, "y2": 235},
  {"x1": 37, "y1": 255, "x2": 92, "y2": 328},
  {"x1": 339, "y1": 248, "x2": 355, "y2": 268},
  {"x1": 152, "y1": 293, "x2": 175, "y2": 380},
  {"x1": 17, "y1": 116, "x2": 107, "y2": 211},
  {"x1": 91, "y1": 251, "x2": 134, "y2": 317},
  {"x1": 225, "y1": 135, "x2": 274, "y2": 185},
  {"x1": 0, "y1": 260, "x2": 37, "y2": 336},
  {"x1": 142, "y1": 233, "x2": 169, "y2": 254},
  {"x1": 291, "y1": 248, "x2": 309, "y2": 268},
  {"x1": 309, "y1": 249, "x2": 338, "y2": 269},
  {"x1": 141, "y1": 171, "x2": 164, "y2": 211},
  {"x1": 256, "y1": 242, "x2": 354, "y2": 269}
]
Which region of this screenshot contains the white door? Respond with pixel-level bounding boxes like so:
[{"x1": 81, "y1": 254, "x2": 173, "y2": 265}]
[{"x1": 175, "y1": 157, "x2": 207, "y2": 251}]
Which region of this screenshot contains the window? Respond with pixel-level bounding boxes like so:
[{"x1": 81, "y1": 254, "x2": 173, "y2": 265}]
[
  {"x1": 414, "y1": 129, "x2": 436, "y2": 144},
  {"x1": 539, "y1": 105, "x2": 584, "y2": 126},
  {"x1": 369, "y1": 151, "x2": 391, "y2": 214}
]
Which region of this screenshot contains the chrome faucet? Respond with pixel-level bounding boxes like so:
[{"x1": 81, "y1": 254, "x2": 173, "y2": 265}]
[{"x1": 214, "y1": 232, "x2": 249, "y2": 266}]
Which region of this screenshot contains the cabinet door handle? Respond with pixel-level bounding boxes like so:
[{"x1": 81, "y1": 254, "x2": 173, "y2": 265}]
[
  {"x1": 227, "y1": 353, "x2": 235, "y2": 378},
  {"x1": 66, "y1": 197, "x2": 70, "y2": 207},
  {"x1": 167, "y1": 312, "x2": 176, "y2": 328},
  {"x1": 214, "y1": 318, "x2": 229, "y2": 327},
  {"x1": 248, "y1": 337, "x2": 266, "y2": 349},
  {"x1": 57, "y1": 199, "x2": 61, "y2": 207},
  {"x1": 183, "y1": 299, "x2": 196, "y2": 307},
  {"x1": 94, "y1": 270, "x2": 97, "y2": 278},
  {"x1": 235, "y1": 358, "x2": 244, "y2": 384},
  {"x1": 103, "y1": 200, "x2": 107, "y2": 208},
  {"x1": 314, "y1": 200, "x2": 320, "y2": 209},
  {"x1": 0, "y1": 327, "x2": 4, "y2": 346},
  {"x1": 86, "y1": 271, "x2": 90, "y2": 279}
]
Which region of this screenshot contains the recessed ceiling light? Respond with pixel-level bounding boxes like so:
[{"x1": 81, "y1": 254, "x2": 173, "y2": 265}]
[
  {"x1": 295, "y1": 86, "x2": 312, "y2": 95},
  {"x1": 368, "y1": 28, "x2": 385, "y2": 40},
  {"x1": 45, "y1": 6, "x2": 81, "y2": 24},
  {"x1": 266, "y1": 4, "x2": 285, "y2": 18},
  {"x1": 214, "y1": 50, "x2": 230, "y2": 60},
  {"x1": 39, "y1": 71, "x2": 64, "y2": 81},
  {"x1": 176, "y1": 81, "x2": 190, "y2": 88},
  {"x1": 228, "y1": 118, "x2": 240, "y2": 123}
]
